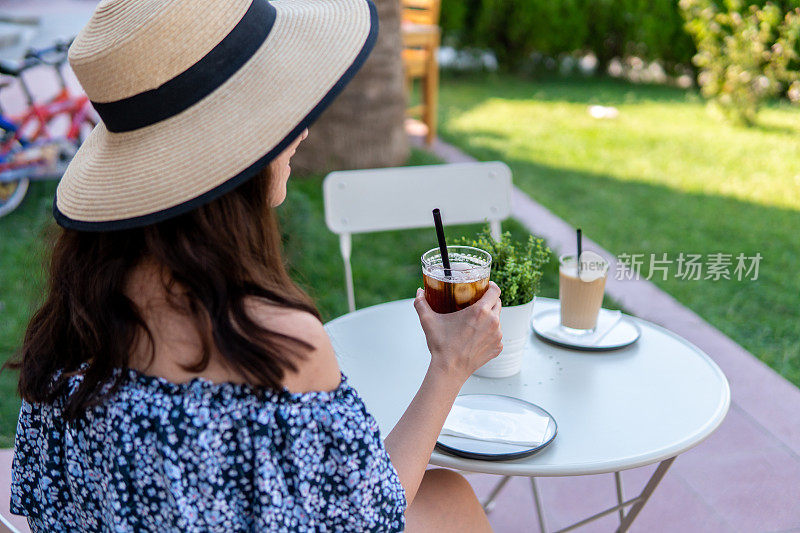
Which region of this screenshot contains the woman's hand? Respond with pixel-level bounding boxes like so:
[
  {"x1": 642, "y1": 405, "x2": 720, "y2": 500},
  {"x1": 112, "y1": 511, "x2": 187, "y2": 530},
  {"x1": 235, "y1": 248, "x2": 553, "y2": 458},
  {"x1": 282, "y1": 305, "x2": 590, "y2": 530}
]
[
  {"x1": 413, "y1": 282, "x2": 503, "y2": 383},
  {"x1": 386, "y1": 282, "x2": 502, "y2": 505}
]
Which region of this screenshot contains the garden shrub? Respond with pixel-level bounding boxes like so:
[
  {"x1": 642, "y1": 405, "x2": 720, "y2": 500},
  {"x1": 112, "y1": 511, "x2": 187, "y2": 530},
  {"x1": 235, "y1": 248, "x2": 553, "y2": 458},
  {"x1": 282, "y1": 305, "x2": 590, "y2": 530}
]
[{"x1": 681, "y1": 0, "x2": 800, "y2": 125}]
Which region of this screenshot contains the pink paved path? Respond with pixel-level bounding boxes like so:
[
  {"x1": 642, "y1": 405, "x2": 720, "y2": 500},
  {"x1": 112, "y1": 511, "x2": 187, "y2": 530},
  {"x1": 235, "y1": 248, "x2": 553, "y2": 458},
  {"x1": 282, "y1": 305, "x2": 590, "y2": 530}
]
[{"x1": 410, "y1": 127, "x2": 800, "y2": 532}]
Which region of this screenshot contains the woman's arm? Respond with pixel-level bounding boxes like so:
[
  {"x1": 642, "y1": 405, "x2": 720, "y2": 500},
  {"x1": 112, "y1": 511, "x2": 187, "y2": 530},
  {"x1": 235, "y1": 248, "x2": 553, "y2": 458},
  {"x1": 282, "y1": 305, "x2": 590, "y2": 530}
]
[
  {"x1": 383, "y1": 366, "x2": 463, "y2": 505},
  {"x1": 249, "y1": 287, "x2": 501, "y2": 506},
  {"x1": 384, "y1": 284, "x2": 502, "y2": 505}
]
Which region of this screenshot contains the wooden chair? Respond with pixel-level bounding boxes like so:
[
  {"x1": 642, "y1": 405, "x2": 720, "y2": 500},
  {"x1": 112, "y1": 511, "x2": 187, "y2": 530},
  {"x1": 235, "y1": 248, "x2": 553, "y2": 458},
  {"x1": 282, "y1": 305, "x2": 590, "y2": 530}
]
[
  {"x1": 401, "y1": 0, "x2": 441, "y2": 146},
  {"x1": 322, "y1": 162, "x2": 512, "y2": 312},
  {"x1": 401, "y1": 0, "x2": 441, "y2": 25}
]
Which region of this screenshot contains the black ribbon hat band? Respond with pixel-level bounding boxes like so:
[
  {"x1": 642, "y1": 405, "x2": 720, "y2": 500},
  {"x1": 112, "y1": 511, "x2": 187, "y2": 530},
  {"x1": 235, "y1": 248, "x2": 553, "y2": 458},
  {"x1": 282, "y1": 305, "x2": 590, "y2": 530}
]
[{"x1": 91, "y1": 0, "x2": 277, "y2": 133}]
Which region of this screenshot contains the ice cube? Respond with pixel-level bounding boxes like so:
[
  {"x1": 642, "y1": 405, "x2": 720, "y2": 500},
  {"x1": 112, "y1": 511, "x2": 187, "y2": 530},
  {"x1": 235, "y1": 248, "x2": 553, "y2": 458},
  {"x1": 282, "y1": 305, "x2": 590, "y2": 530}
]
[
  {"x1": 454, "y1": 282, "x2": 477, "y2": 305},
  {"x1": 475, "y1": 278, "x2": 489, "y2": 295},
  {"x1": 425, "y1": 275, "x2": 443, "y2": 291}
]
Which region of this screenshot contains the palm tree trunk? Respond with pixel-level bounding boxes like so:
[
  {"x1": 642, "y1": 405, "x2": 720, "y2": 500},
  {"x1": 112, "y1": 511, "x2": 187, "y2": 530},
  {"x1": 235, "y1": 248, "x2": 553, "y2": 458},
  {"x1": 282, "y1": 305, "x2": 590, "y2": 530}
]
[{"x1": 291, "y1": 0, "x2": 409, "y2": 174}]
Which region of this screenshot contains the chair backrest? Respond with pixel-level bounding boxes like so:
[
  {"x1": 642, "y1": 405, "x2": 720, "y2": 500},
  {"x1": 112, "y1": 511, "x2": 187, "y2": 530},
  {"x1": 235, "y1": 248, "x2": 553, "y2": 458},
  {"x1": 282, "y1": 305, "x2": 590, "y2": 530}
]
[
  {"x1": 323, "y1": 161, "x2": 512, "y2": 312},
  {"x1": 401, "y1": 0, "x2": 441, "y2": 25}
]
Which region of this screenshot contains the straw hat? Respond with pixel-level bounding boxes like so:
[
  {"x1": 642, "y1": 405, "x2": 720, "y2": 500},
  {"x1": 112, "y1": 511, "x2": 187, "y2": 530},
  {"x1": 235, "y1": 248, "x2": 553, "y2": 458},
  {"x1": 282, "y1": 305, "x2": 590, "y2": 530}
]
[{"x1": 54, "y1": 0, "x2": 378, "y2": 230}]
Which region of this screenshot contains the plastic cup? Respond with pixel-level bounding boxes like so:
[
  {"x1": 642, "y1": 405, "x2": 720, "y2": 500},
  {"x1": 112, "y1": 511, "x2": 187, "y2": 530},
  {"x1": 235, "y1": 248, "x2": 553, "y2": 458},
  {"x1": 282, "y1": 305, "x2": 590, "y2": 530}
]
[{"x1": 421, "y1": 246, "x2": 492, "y2": 314}]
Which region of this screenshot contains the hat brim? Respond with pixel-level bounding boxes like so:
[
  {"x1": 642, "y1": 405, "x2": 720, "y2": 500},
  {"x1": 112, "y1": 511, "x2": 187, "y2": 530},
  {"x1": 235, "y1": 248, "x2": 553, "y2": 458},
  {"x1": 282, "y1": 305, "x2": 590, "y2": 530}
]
[{"x1": 54, "y1": 0, "x2": 378, "y2": 231}]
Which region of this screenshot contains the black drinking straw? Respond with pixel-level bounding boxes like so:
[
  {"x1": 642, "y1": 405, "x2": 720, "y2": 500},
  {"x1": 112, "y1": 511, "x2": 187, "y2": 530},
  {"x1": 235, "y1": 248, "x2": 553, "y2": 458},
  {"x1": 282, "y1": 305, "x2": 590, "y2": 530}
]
[
  {"x1": 577, "y1": 228, "x2": 583, "y2": 275},
  {"x1": 432, "y1": 208, "x2": 452, "y2": 278}
]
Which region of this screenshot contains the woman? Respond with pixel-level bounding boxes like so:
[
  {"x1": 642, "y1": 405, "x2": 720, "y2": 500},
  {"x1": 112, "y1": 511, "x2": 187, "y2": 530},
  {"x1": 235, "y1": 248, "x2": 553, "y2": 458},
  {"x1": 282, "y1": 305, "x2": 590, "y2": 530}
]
[{"x1": 8, "y1": 0, "x2": 503, "y2": 531}]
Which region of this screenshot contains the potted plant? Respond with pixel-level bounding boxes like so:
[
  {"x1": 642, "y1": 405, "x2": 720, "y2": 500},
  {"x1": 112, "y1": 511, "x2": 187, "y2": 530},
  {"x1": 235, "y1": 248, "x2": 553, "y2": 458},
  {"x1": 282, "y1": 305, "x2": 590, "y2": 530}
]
[{"x1": 454, "y1": 226, "x2": 550, "y2": 378}]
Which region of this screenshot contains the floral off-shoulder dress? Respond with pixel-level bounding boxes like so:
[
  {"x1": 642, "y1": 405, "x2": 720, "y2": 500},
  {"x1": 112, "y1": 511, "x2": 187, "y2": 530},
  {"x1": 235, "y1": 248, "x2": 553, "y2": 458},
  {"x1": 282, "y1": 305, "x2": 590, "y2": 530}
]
[{"x1": 10, "y1": 369, "x2": 406, "y2": 532}]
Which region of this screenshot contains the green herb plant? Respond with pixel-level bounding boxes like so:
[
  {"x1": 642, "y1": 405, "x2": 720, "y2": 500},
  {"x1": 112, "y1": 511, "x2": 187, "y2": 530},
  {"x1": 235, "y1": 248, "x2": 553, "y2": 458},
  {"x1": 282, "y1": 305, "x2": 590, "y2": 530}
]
[{"x1": 453, "y1": 225, "x2": 550, "y2": 307}]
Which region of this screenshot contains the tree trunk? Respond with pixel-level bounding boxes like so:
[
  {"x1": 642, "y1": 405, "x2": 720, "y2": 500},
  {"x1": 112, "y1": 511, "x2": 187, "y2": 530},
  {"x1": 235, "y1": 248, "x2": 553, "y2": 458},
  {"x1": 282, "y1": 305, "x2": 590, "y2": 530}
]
[{"x1": 291, "y1": 0, "x2": 409, "y2": 174}]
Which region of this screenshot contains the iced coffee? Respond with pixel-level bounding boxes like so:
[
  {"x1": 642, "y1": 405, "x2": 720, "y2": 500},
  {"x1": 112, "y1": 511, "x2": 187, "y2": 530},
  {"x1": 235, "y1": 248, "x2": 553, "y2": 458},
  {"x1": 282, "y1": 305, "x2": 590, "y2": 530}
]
[
  {"x1": 421, "y1": 246, "x2": 492, "y2": 314},
  {"x1": 559, "y1": 252, "x2": 609, "y2": 334}
]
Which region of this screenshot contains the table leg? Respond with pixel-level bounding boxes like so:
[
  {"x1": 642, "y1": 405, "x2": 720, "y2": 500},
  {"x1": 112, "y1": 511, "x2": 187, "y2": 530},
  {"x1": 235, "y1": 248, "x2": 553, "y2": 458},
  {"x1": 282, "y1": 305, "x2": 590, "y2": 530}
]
[
  {"x1": 527, "y1": 456, "x2": 677, "y2": 533},
  {"x1": 531, "y1": 477, "x2": 547, "y2": 533},
  {"x1": 476, "y1": 457, "x2": 677, "y2": 532},
  {"x1": 552, "y1": 496, "x2": 642, "y2": 533},
  {"x1": 481, "y1": 475, "x2": 512, "y2": 513},
  {"x1": 616, "y1": 457, "x2": 676, "y2": 533},
  {"x1": 614, "y1": 471, "x2": 624, "y2": 524}
]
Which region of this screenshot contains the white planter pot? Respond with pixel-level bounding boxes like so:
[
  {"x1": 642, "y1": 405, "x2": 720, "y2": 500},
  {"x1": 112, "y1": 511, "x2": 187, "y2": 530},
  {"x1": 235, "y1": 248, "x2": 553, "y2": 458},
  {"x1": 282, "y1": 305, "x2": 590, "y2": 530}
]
[{"x1": 473, "y1": 298, "x2": 534, "y2": 378}]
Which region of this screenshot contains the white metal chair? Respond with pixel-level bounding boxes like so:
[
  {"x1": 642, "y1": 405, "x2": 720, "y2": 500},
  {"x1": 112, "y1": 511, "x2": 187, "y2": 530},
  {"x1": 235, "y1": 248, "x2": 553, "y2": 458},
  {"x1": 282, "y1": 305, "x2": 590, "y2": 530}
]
[{"x1": 323, "y1": 162, "x2": 512, "y2": 312}]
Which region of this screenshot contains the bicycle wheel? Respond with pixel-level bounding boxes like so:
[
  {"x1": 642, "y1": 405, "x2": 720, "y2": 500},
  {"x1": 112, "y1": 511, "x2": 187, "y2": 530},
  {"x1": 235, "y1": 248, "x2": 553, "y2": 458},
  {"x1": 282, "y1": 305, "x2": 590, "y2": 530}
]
[{"x1": 0, "y1": 176, "x2": 30, "y2": 217}]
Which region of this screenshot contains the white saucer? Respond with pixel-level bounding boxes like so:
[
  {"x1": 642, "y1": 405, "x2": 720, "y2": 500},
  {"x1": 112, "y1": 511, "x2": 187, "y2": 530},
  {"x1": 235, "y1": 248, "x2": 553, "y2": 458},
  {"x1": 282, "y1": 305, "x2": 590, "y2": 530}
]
[
  {"x1": 531, "y1": 307, "x2": 640, "y2": 351},
  {"x1": 436, "y1": 394, "x2": 557, "y2": 461}
]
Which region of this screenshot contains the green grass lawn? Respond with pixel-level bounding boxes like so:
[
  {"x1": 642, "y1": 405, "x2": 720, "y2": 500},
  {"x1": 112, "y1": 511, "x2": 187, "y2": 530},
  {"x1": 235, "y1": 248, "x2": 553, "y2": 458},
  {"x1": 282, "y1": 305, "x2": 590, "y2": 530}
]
[
  {"x1": 0, "y1": 150, "x2": 563, "y2": 445},
  {"x1": 439, "y1": 72, "x2": 800, "y2": 387},
  {"x1": 0, "y1": 181, "x2": 55, "y2": 447}
]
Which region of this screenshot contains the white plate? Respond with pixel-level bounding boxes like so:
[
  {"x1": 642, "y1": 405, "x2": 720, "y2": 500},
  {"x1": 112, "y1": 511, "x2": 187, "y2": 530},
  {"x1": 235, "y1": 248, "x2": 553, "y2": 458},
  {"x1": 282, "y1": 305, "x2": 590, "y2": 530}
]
[
  {"x1": 436, "y1": 394, "x2": 557, "y2": 461},
  {"x1": 532, "y1": 307, "x2": 640, "y2": 351}
]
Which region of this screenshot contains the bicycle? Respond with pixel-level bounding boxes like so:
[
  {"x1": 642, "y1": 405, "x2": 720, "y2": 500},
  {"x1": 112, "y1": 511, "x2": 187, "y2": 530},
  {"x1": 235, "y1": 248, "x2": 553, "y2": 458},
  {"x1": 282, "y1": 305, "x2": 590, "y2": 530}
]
[
  {"x1": 0, "y1": 40, "x2": 97, "y2": 217},
  {"x1": 21, "y1": 40, "x2": 97, "y2": 147},
  {"x1": 0, "y1": 96, "x2": 63, "y2": 217}
]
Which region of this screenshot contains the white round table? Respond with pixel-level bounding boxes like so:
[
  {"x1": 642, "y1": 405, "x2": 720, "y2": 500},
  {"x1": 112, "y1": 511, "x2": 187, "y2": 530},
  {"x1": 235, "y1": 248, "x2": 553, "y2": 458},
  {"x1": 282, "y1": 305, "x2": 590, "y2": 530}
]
[{"x1": 325, "y1": 297, "x2": 730, "y2": 532}]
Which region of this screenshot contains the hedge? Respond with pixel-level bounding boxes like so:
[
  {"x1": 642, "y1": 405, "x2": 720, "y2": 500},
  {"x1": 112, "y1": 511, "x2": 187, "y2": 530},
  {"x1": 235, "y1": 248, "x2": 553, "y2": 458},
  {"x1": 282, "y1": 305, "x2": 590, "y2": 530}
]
[{"x1": 439, "y1": 0, "x2": 798, "y2": 73}]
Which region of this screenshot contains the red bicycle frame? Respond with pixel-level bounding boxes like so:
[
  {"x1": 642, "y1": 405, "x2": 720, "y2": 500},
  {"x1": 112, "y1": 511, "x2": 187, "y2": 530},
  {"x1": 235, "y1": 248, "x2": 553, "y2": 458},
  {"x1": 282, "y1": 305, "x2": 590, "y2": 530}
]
[{"x1": 9, "y1": 86, "x2": 95, "y2": 145}]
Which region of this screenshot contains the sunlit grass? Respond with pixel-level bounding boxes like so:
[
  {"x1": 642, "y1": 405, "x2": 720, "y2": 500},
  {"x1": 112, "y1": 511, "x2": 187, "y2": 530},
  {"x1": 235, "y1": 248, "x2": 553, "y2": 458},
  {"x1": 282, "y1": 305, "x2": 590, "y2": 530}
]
[
  {"x1": 439, "y1": 72, "x2": 800, "y2": 387},
  {"x1": 444, "y1": 77, "x2": 800, "y2": 210}
]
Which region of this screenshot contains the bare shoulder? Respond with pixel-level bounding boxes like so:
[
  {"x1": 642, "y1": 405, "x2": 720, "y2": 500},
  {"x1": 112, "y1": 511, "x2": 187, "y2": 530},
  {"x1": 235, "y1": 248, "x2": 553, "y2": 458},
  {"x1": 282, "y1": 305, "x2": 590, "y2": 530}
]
[{"x1": 245, "y1": 298, "x2": 341, "y2": 394}]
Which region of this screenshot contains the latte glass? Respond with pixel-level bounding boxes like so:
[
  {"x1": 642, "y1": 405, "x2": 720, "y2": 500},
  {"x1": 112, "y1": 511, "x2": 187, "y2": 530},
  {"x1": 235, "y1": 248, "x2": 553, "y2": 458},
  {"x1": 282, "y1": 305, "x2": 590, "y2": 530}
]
[{"x1": 559, "y1": 252, "x2": 609, "y2": 334}]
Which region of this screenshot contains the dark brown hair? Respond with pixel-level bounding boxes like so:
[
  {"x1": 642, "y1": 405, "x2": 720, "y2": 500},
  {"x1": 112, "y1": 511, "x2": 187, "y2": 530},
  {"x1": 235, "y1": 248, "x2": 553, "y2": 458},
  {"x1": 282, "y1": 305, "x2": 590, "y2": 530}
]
[{"x1": 5, "y1": 167, "x2": 319, "y2": 420}]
